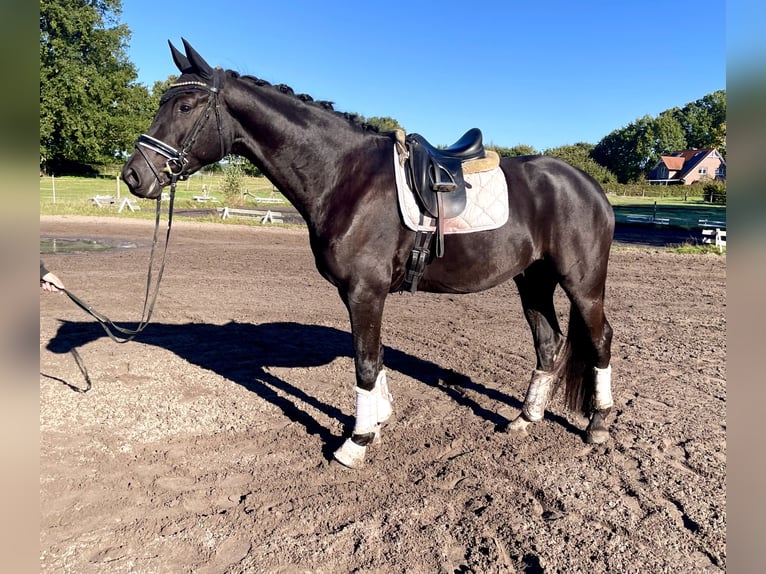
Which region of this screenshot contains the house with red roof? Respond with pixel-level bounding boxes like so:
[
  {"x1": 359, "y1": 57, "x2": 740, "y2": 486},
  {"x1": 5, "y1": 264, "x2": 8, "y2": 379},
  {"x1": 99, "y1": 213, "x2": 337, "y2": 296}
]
[{"x1": 647, "y1": 149, "x2": 726, "y2": 185}]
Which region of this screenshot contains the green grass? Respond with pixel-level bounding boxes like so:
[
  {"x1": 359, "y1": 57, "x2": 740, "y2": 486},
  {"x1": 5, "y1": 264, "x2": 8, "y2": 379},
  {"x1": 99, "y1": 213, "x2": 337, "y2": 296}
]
[
  {"x1": 670, "y1": 242, "x2": 726, "y2": 255},
  {"x1": 40, "y1": 173, "x2": 284, "y2": 220},
  {"x1": 607, "y1": 195, "x2": 726, "y2": 254},
  {"x1": 608, "y1": 195, "x2": 726, "y2": 229}
]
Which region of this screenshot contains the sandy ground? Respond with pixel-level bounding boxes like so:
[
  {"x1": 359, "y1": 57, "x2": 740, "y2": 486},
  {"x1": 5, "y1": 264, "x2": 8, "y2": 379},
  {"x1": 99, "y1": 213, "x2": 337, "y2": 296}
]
[{"x1": 40, "y1": 215, "x2": 726, "y2": 573}]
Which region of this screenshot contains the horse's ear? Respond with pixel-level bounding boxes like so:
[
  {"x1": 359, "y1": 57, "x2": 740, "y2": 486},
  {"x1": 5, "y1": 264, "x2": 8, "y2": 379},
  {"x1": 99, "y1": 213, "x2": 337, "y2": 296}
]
[
  {"x1": 169, "y1": 40, "x2": 192, "y2": 74},
  {"x1": 181, "y1": 38, "x2": 214, "y2": 80}
]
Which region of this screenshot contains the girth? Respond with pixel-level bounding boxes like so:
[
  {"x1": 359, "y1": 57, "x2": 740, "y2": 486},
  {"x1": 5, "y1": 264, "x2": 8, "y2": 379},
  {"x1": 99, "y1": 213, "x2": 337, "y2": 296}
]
[{"x1": 402, "y1": 128, "x2": 486, "y2": 292}]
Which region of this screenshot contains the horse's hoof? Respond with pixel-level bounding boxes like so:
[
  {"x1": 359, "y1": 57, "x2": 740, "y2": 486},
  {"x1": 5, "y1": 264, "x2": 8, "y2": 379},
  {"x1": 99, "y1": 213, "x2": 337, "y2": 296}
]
[
  {"x1": 333, "y1": 438, "x2": 367, "y2": 468},
  {"x1": 585, "y1": 429, "x2": 610, "y2": 444},
  {"x1": 504, "y1": 415, "x2": 532, "y2": 434},
  {"x1": 585, "y1": 408, "x2": 611, "y2": 444}
]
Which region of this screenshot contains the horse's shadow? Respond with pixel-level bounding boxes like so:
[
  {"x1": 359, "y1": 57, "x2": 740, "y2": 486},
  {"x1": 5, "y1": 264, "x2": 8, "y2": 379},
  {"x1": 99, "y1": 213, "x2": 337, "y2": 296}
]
[{"x1": 45, "y1": 320, "x2": 578, "y2": 457}]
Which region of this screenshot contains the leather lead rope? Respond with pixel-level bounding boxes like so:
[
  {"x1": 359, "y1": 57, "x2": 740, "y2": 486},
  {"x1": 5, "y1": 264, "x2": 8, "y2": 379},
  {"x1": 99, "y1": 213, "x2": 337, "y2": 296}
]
[{"x1": 62, "y1": 176, "x2": 178, "y2": 343}]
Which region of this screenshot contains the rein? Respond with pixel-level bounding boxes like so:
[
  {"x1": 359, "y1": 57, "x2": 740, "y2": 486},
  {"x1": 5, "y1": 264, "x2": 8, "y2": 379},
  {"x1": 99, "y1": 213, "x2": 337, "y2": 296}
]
[{"x1": 63, "y1": 177, "x2": 178, "y2": 343}]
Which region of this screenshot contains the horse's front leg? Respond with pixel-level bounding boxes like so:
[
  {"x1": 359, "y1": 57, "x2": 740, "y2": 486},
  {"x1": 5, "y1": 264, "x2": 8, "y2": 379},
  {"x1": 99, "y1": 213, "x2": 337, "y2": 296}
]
[{"x1": 333, "y1": 287, "x2": 393, "y2": 469}]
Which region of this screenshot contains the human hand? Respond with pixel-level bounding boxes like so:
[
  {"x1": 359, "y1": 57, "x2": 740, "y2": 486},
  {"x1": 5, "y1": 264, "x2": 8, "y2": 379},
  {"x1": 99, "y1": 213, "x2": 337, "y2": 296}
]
[{"x1": 41, "y1": 272, "x2": 65, "y2": 293}]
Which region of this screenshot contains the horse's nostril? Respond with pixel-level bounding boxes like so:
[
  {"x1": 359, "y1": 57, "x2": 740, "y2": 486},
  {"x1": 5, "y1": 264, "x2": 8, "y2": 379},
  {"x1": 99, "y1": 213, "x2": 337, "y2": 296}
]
[{"x1": 122, "y1": 168, "x2": 139, "y2": 189}]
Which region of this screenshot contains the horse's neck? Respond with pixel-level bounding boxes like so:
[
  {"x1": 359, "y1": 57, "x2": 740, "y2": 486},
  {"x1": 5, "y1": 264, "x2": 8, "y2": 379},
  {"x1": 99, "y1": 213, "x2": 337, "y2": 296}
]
[{"x1": 226, "y1": 80, "x2": 369, "y2": 225}]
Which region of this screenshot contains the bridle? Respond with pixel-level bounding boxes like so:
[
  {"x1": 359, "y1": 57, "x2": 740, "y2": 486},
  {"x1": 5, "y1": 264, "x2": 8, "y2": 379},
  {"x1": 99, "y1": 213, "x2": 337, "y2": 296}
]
[
  {"x1": 62, "y1": 73, "x2": 226, "y2": 347},
  {"x1": 134, "y1": 71, "x2": 226, "y2": 183}
]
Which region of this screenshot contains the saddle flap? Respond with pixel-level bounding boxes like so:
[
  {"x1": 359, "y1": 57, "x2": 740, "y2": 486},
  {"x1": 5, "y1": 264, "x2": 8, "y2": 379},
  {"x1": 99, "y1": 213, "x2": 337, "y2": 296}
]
[
  {"x1": 429, "y1": 157, "x2": 467, "y2": 218},
  {"x1": 405, "y1": 134, "x2": 471, "y2": 219}
]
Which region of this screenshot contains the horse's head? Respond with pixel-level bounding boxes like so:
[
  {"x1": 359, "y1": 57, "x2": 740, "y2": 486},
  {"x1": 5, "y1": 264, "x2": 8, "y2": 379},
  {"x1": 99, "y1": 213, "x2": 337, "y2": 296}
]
[{"x1": 121, "y1": 39, "x2": 228, "y2": 199}]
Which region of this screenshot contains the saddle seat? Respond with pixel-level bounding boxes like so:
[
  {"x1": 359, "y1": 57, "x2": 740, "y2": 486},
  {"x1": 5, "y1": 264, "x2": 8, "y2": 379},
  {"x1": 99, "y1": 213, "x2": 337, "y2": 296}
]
[
  {"x1": 405, "y1": 127, "x2": 486, "y2": 222},
  {"x1": 411, "y1": 127, "x2": 485, "y2": 163}
]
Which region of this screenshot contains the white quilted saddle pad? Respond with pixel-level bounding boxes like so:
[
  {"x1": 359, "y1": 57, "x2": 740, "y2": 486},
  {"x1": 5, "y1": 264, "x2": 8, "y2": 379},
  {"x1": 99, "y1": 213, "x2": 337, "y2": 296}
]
[{"x1": 394, "y1": 146, "x2": 509, "y2": 234}]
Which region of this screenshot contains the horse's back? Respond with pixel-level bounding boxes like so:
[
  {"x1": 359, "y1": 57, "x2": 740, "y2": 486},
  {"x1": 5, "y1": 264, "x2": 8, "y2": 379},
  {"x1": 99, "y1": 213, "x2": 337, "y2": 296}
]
[
  {"x1": 502, "y1": 154, "x2": 613, "y2": 220},
  {"x1": 500, "y1": 154, "x2": 613, "y2": 244},
  {"x1": 417, "y1": 155, "x2": 613, "y2": 293}
]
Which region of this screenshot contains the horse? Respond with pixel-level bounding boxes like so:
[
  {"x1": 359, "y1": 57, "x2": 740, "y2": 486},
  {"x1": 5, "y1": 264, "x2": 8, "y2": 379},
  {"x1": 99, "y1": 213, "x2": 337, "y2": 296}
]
[{"x1": 121, "y1": 39, "x2": 615, "y2": 469}]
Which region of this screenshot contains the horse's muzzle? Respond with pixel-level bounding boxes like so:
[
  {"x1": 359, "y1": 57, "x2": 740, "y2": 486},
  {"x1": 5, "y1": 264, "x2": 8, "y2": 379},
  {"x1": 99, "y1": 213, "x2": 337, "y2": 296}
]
[
  {"x1": 121, "y1": 161, "x2": 164, "y2": 199},
  {"x1": 121, "y1": 133, "x2": 189, "y2": 198}
]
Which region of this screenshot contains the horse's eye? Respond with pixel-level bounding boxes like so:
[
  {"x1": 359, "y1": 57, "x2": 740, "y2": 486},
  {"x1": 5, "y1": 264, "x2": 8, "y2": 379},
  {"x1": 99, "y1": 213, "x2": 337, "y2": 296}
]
[{"x1": 179, "y1": 103, "x2": 192, "y2": 113}]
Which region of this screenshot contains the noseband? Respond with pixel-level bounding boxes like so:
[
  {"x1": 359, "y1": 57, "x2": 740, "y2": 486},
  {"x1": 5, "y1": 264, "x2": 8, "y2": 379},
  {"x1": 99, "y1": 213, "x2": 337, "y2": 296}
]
[{"x1": 134, "y1": 72, "x2": 226, "y2": 185}]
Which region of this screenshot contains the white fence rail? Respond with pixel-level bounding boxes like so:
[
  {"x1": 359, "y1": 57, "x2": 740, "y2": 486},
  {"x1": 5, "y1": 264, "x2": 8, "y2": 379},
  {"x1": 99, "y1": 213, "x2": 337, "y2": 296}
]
[
  {"x1": 701, "y1": 228, "x2": 726, "y2": 252},
  {"x1": 217, "y1": 207, "x2": 283, "y2": 224}
]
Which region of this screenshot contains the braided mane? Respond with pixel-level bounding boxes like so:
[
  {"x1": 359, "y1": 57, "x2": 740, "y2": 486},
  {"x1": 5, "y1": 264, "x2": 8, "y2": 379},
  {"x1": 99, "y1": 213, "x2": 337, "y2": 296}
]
[{"x1": 230, "y1": 70, "x2": 382, "y2": 133}]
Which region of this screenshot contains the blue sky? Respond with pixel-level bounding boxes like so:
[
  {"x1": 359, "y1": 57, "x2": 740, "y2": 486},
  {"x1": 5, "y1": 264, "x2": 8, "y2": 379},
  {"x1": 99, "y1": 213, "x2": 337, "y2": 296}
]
[{"x1": 120, "y1": 0, "x2": 725, "y2": 151}]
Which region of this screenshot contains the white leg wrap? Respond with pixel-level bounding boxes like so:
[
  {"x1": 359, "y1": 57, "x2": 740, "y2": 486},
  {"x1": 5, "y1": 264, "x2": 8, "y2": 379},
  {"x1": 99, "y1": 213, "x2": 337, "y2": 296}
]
[
  {"x1": 521, "y1": 370, "x2": 556, "y2": 422},
  {"x1": 375, "y1": 369, "x2": 393, "y2": 424},
  {"x1": 352, "y1": 369, "x2": 394, "y2": 434},
  {"x1": 353, "y1": 386, "x2": 379, "y2": 435},
  {"x1": 333, "y1": 370, "x2": 394, "y2": 469},
  {"x1": 594, "y1": 365, "x2": 613, "y2": 410}
]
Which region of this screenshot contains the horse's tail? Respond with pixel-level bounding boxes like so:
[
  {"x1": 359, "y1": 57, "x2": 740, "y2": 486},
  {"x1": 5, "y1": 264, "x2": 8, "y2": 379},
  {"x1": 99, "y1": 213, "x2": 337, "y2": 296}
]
[{"x1": 553, "y1": 305, "x2": 597, "y2": 415}]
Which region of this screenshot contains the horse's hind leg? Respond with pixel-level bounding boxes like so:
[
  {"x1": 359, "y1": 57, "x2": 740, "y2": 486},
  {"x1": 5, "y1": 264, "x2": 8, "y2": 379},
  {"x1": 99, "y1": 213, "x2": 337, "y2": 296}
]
[
  {"x1": 505, "y1": 261, "x2": 565, "y2": 433},
  {"x1": 562, "y1": 275, "x2": 614, "y2": 444}
]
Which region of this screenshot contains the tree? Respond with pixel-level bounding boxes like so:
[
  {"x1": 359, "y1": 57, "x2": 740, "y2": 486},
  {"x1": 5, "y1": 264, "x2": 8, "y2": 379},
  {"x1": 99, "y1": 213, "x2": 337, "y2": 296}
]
[
  {"x1": 648, "y1": 111, "x2": 686, "y2": 154},
  {"x1": 591, "y1": 120, "x2": 645, "y2": 183},
  {"x1": 673, "y1": 90, "x2": 726, "y2": 155},
  {"x1": 544, "y1": 143, "x2": 617, "y2": 185},
  {"x1": 40, "y1": 0, "x2": 154, "y2": 172},
  {"x1": 592, "y1": 114, "x2": 686, "y2": 183},
  {"x1": 702, "y1": 179, "x2": 726, "y2": 204},
  {"x1": 364, "y1": 116, "x2": 404, "y2": 132},
  {"x1": 220, "y1": 155, "x2": 245, "y2": 202},
  {"x1": 488, "y1": 144, "x2": 539, "y2": 157},
  {"x1": 149, "y1": 76, "x2": 178, "y2": 108}
]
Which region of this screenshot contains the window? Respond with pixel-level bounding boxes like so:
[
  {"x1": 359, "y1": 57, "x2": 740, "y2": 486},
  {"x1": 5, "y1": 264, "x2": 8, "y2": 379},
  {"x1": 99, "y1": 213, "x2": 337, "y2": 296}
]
[{"x1": 698, "y1": 167, "x2": 708, "y2": 175}]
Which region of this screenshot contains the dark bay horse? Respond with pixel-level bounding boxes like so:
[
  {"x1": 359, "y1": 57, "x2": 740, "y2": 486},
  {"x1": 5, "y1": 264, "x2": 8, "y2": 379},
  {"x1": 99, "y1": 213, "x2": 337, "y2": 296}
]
[{"x1": 121, "y1": 40, "x2": 615, "y2": 468}]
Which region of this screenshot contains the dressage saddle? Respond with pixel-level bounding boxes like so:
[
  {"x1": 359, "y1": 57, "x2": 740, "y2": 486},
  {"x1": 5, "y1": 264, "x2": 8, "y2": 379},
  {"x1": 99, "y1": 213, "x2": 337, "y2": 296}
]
[
  {"x1": 402, "y1": 128, "x2": 487, "y2": 292},
  {"x1": 405, "y1": 127, "x2": 485, "y2": 221}
]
